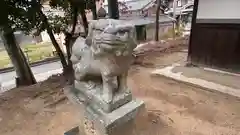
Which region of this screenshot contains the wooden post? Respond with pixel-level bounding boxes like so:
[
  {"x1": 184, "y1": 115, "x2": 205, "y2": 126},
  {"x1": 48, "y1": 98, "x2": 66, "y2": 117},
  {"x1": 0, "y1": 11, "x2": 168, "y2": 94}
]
[
  {"x1": 172, "y1": 0, "x2": 177, "y2": 38},
  {"x1": 107, "y1": 0, "x2": 120, "y2": 19},
  {"x1": 173, "y1": 0, "x2": 177, "y2": 19},
  {"x1": 172, "y1": 22, "x2": 176, "y2": 39},
  {"x1": 155, "y1": 0, "x2": 161, "y2": 41}
]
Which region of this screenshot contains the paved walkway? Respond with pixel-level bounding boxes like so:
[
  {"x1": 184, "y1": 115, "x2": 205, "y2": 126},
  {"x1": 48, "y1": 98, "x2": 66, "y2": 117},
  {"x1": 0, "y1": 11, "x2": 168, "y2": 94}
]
[
  {"x1": 152, "y1": 63, "x2": 240, "y2": 98},
  {"x1": 0, "y1": 61, "x2": 62, "y2": 92}
]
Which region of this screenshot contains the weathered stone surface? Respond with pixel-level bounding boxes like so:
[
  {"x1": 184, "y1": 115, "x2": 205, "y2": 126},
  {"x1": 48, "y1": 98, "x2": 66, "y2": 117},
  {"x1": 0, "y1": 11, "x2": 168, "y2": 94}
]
[
  {"x1": 71, "y1": 18, "x2": 137, "y2": 105},
  {"x1": 66, "y1": 19, "x2": 145, "y2": 135},
  {"x1": 65, "y1": 87, "x2": 145, "y2": 135},
  {"x1": 74, "y1": 81, "x2": 132, "y2": 113}
]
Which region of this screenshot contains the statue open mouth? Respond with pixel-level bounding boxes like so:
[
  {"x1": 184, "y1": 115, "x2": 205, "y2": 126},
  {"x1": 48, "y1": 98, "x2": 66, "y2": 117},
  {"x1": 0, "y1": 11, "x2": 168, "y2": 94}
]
[
  {"x1": 94, "y1": 39, "x2": 128, "y2": 46},
  {"x1": 94, "y1": 33, "x2": 129, "y2": 46}
]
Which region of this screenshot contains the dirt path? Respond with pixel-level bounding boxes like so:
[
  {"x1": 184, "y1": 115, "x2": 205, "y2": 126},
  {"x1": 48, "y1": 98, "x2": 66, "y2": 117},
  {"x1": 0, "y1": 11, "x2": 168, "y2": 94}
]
[
  {"x1": 130, "y1": 67, "x2": 240, "y2": 135},
  {"x1": 0, "y1": 42, "x2": 240, "y2": 135}
]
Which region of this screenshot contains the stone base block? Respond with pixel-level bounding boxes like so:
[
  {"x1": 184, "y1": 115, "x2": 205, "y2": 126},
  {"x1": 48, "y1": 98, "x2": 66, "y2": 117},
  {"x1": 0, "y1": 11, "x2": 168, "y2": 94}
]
[
  {"x1": 65, "y1": 86, "x2": 145, "y2": 135},
  {"x1": 74, "y1": 81, "x2": 132, "y2": 113},
  {"x1": 86, "y1": 99, "x2": 144, "y2": 135}
]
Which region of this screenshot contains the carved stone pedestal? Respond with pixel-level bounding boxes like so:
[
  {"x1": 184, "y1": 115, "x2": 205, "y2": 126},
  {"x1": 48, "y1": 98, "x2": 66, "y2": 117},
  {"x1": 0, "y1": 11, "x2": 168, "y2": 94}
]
[
  {"x1": 65, "y1": 85, "x2": 145, "y2": 135},
  {"x1": 74, "y1": 81, "x2": 133, "y2": 113}
]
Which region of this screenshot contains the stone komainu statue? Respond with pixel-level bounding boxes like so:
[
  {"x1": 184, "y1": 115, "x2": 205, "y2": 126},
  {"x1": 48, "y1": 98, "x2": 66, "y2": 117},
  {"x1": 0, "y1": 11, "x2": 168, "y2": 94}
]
[{"x1": 71, "y1": 19, "x2": 137, "y2": 104}]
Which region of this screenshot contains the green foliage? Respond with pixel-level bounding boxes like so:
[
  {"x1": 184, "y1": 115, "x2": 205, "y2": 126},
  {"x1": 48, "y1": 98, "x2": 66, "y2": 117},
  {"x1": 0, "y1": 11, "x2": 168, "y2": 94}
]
[
  {"x1": 0, "y1": 0, "x2": 96, "y2": 35},
  {"x1": 47, "y1": 0, "x2": 96, "y2": 34},
  {"x1": 0, "y1": 0, "x2": 42, "y2": 35},
  {"x1": 47, "y1": 0, "x2": 76, "y2": 34},
  {"x1": 86, "y1": 0, "x2": 97, "y2": 9}
]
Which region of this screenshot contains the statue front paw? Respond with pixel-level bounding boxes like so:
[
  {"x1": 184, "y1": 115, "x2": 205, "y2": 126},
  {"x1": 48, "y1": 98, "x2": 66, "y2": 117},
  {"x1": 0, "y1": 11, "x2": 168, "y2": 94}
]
[
  {"x1": 85, "y1": 81, "x2": 96, "y2": 90},
  {"x1": 101, "y1": 93, "x2": 113, "y2": 104},
  {"x1": 74, "y1": 72, "x2": 85, "y2": 81}
]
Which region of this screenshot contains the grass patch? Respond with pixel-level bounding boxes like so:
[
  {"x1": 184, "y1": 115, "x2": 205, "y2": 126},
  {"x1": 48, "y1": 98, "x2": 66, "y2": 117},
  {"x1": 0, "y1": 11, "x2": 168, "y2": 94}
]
[
  {"x1": 0, "y1": 51, "x2": 11, "y2": 68},
  {"x1": 0, "y1": 42, "x2": 55, "y2": 69}
]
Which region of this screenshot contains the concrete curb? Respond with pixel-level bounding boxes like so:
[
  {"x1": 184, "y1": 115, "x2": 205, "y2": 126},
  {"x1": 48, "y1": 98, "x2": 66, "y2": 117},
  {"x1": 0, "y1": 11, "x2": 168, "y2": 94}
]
[
  {"x1": 0, "y1": 57, "x2": 60, "y2": 74},
  {"x1": 151, "y1": 64, "x2": 240, "y2": 98},
  {"x1": 0, "y1": 68, "x2": 63, "y2": 93}
]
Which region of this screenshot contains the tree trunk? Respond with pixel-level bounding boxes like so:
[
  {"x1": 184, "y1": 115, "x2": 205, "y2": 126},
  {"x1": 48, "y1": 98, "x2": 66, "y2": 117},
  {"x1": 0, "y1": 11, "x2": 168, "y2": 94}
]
[
  {"x1": 91, "y1": 0, "x2": 97, "y2": 20},
  {"x1": 46, "y1": 28, "x2": 68, "y2": 71},
  {"x1": 65, "y1": 34, "x2": 73, "y2": 66},
  {"x1": 63, "y1": 6, "x2": 79, "y2": 83},
  {"x1": 107, "y1": 0, "x2": 119, "y2": 19},
  {"x1": 39, "y1": 10, "x2": 68, "y2": 73},
  {"x1": 155, "y1": 0, "x2": 161, "y2": 41},
  {"x1": 80, "y1": 8, "x2": 89, "y2": 36},
  {"x1": 172, "y1": 0, "x2": 177, "y2": 38},
  {"x1": 64, "y1": 33, "x2": 77, "y2": 84},
  {"x1": 1, "y1": 29, "x2": 36, "y2": 86},
  {"x1": 66, "y1": 7, "x2": 78, "y2": 65}
]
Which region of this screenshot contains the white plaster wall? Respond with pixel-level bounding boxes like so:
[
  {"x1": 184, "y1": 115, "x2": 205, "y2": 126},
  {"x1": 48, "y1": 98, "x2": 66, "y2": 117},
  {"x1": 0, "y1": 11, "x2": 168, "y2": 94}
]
[
  {"x1": 41, "y1": 31, "x2": 50, "y2": 42},
  {"x1": 40, "y1": 31, "x2": 66, "y2": 53},
  {"x1": 197, "y1": 0, "x2": 240, "y2": 19},
  {"x1": 146, "y1": 23, "x2": 174, "y2": 41}
]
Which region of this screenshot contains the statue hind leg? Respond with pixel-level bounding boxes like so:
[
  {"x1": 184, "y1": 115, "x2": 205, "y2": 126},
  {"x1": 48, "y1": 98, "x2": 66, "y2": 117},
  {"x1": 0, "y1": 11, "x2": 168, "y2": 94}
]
[
  {"x1": 117, "y1": 72, "x2": 130, "y2": 93},
  {"x1": 74, "y1": 70, "x2": 86, "y2": 81},
  {"x1": 101, "y1": 73, "x2": 115, "y2": 104}
]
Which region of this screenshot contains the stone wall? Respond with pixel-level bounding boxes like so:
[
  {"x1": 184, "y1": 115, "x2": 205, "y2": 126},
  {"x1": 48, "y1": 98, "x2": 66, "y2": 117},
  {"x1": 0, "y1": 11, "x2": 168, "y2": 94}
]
[{"x1": 146, "y1": 23, "x2": 174, "y2": 41}]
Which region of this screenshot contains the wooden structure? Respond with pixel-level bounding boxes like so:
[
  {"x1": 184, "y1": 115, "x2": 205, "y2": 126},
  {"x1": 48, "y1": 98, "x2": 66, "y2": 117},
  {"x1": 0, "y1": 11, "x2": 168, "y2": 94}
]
[
  {"x1": 188, "y1": 0, "x2": 240, "y2": 72},
  {"x1": 120, "y1": 15, "x2": 175, "y2": 42}
]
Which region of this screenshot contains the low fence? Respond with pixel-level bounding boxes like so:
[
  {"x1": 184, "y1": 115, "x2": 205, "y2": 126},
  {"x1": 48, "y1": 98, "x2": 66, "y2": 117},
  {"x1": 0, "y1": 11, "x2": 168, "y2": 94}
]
[{"x1": 0, "y1": 57, "x2": 60, "y2": 74}]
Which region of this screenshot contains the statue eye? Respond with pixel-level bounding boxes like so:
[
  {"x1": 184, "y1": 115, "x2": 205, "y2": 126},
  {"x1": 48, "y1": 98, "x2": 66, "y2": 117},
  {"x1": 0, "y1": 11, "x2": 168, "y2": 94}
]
[{"x1": 118, "y1": 31, "x2": 125, "y2": 35}]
